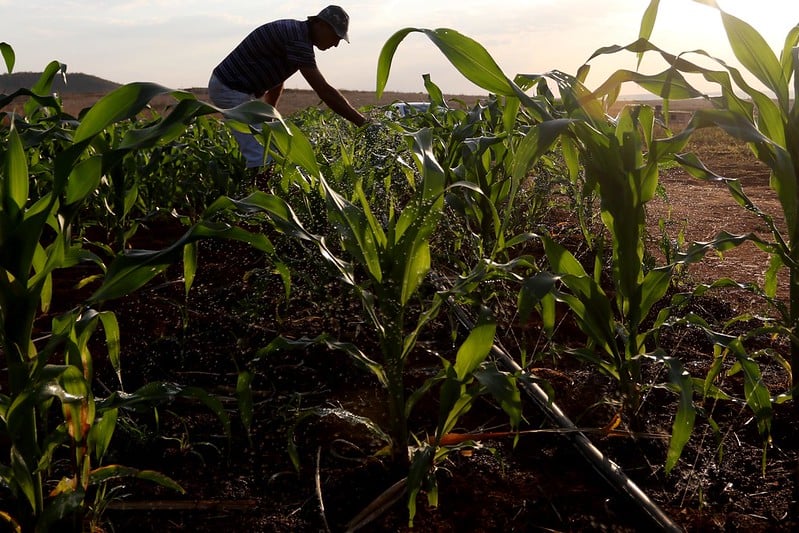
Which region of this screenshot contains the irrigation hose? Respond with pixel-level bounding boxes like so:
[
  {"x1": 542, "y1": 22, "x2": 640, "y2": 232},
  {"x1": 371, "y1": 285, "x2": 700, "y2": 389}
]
[{"x1": 445, "y1": 299, "x2": 683, "y2": 533}]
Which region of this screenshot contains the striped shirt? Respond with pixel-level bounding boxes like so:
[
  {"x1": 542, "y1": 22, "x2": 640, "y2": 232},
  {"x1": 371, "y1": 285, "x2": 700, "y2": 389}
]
[{"x1": 213, "y1": 19, "x2": 316, "y2": 97}]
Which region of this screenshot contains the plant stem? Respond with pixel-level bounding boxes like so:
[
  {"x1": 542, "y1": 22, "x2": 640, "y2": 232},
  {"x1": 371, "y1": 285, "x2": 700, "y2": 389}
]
[{"x1": 791, "y1": 263, "x2": 799, "y2": 419}]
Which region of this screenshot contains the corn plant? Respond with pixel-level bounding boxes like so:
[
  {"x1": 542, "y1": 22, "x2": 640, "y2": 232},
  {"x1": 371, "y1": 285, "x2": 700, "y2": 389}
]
[
  {"x1": 376, "y1": 27, "x2": 703, "y2": 473},
  {"x1": 581, "y1": 1, "x2": 798, "y2": 427},
  {"x1": 201, "y1": 112, "x2": 526, "y2": 523},
  {"x1": 0, "y1": 47, "x2": 284, "y2": 528}
]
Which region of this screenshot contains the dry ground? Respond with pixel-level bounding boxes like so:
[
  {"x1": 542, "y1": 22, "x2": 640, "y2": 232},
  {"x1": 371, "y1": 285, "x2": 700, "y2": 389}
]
[{"x1": 54, "y1": 87, "x2": 485, "y2": 118}]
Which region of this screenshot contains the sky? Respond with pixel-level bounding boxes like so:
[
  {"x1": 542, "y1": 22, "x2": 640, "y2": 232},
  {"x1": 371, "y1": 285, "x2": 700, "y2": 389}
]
[{"x1": 1, "y1": 1, "x2": 798, "y2": 98}]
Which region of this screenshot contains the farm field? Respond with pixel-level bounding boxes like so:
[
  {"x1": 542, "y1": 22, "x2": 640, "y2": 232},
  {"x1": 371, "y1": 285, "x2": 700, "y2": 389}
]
[
  {"x1": 24, "y1": 91, "x2": 789, "y2": 533},
  {"x1": 3, "y1": 12, "x2": 799, "y2": 531}
]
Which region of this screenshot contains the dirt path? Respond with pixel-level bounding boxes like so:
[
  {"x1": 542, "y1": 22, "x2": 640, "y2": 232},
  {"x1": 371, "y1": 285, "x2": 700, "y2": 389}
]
[{"x1": 645, "y1": 128, "x2": 791, "y2": 309}]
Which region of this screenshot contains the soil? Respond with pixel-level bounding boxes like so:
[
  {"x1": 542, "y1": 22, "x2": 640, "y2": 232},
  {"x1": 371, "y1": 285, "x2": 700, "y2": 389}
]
[{"x1": 22, "y1": 95, "x2": 799, "y2": 532}]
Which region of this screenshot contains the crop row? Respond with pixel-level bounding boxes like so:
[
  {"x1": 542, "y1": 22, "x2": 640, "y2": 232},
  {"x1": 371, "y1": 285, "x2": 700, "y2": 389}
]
[{"x1": 1, "y1": 1, "x2": 797, "y2": 530}]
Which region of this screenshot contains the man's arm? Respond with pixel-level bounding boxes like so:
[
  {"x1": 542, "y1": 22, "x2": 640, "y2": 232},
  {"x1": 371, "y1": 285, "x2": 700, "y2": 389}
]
[
  {"x1": 264, "y1": 83, "x2": 284, "y2": 107},
  {"x1": 300, "y1": 66, "x2": 367, "y2": 126}
]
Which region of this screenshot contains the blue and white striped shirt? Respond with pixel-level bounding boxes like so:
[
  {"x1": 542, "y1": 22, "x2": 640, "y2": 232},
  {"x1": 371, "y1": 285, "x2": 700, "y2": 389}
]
[{"x1": 213, "y1": 19, "x2": 316, "y2": 97}]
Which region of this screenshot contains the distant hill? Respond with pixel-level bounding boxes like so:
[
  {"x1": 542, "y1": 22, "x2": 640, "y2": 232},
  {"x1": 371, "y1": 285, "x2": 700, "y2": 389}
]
[{"x1": 0, "y1": 72, "x2": 120, "y2": 94}]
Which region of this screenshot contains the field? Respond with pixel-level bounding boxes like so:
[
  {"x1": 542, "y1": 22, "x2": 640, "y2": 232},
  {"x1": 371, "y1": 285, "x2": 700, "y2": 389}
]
[
  {"x1": 3, "y1": 17, "x2": 799, "y2": 531},
  {"x1": 16, "y1": 90, "x2": 786, "y2": 533},
  {"x1": 53, "y1": 87, "x2": 485, "y2": 119}
]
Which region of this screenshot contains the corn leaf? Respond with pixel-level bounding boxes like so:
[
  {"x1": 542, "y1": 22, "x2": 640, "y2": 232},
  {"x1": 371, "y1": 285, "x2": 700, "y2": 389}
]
[
  {"x1": 23, "y1": 61, "x2": 65, "y2": 117},
  {"x1": 661, "y1": 355, "x2": 696, "y2": 474},
  {"x1": 511, "y1": 119, "x2": 573, "y2": 181},
  {"x1": 256, "y1": 334, "x2": 386, "y2": 388},
  {"x1": 727, "y1": 340, "x2": 773, "y2": 438},
  {"x1": 265, "y1": 117, "x2": 320, "y2": 179},
  {"x1": 0, "y1": 42, "x2": 14, "y2": 73},
  {"x1": 322, "y1": 178, "x2": 383, "y2": 283},
  {"x1": 236, "y1": 371, "x2": 254, "y2": 438},
  {"x1": 87, "y1": 409, "x2": 117, "y2": 461},
  {"x1": 59, "y1": 366, "x2": 94, "y2": 443},
  {"x1": 639, "y1": 269, "x2": 672, "y2": 323},
  {"x1": 74, "y1": 83, "x2": 176, "y2": 143},
  {"x1": 3, "y1": 127, "x2": 28, "y2": 221},
  {"x1": 779, "y1": 25, "x2": 799, "y2": 84},
  {"x1": 0, "y1": 510, "x2": 21, "y2": 533},
  {"x1": 475, "y1": 366, "x2": 521, "y2": 428},
  {"x1": 518, "y1": 272, "x2": 558, "y2": 336},
  {"x1": 400, "y1": 240, "x2": 430, "y2": 306},
  {"x1": 406, "y1": 446, "x2": 436, "y2": 526},
  {"x1": 637, "y1": 0, "x2": 660, "y2": 68},
  {"x1": 97, "y1": 311, "x2": 121, "y2": 388},
  {"x1": 89, "y1": 465, "x2": 185, "y2": 493},
  {"x1": 89, "y1": 221, "x2": 273, "y2": 303},
  {"x1": 64, "y1": 156, "x2": 102, "y2": 206},
  {"x1": 717, "y1": 10, "x2": 788, "y2": 106},
  {"x1": 10, "y1": 447, "x2": 36, "y2": 510},
  {"x1": 378, "y1": 28, "x2": 513, "y2": 98},
  {"x1": 183, "y1": 241, "x2": 197, "y2": 298},
  {"x1": 453, "y1": 310, "x2": 496, "y2": 382}
]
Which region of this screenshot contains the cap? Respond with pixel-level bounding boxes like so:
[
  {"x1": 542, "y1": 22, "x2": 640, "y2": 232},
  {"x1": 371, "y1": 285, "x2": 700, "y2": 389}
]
[{"x1": 311, "y1": 5, "x2": 350, "y2": 43}]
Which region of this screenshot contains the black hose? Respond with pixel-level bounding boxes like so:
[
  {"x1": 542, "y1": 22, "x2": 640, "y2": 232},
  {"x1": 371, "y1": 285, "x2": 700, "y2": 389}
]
[{"x1": 446, "y1": 301, "x2": 683, "y2": 532}]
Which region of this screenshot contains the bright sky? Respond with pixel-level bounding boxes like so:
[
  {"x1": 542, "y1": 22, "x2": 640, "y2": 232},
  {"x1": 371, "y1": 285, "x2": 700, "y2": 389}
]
[{"x1": 1, "y1": 1, "x2": 797, "y2": 97}]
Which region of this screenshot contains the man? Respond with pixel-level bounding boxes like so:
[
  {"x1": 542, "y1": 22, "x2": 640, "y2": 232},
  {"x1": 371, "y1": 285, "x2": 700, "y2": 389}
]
[{"x1": 209, "y1": 5, "x2": 368, "y2": 170}]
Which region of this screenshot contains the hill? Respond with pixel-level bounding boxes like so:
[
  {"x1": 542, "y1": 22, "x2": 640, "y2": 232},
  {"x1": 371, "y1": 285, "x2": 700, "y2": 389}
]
[{"x1": 0, "y1": 72, "x2": 120, "y2": 94}]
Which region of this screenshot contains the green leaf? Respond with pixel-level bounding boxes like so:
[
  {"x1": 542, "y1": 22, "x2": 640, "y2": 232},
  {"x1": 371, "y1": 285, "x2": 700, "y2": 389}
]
[
  {"x1": 406, "y1": 446, "x2": 435, "y2": 527},
  {"x1": 542, "y1": 234, "x2": 589, "y2": 278},
  {"x1": 728, "y1": 340, "x2": 773, "y2": 438},
  {"x1": 97, "y1": 381, "x2": 181, "y2": 409},
  {"x1": 518, "y1": 271, "x2": 556, "y2": 321},
  {"x1": 511, "y1": 119, "x2": 573, "y2": 181},
  {"x1": 256, "y1": 334, "x2": 386, "y2": 387},
  {"x1": 321, "y1": 178, "x2": 383, "y2": 283},
  {"x1": 36, "y1": 490, "x2": 84, "y2": 531},
  {"x1": 74, "y1": 83, "x2": 177, "y2": 143},
  {"x1": 718, "y1": 10, "x2": 788, "y2": 106},
  {"x1": 475, "y1": 366, "x2": 521, "y2": 429},
  {"x1": 377, "y1": 28, "x2": 420, "y2": 98},
  {"x1": 183, "y1": 241, "x2": 197, "y2": 297},
  {"x1": 266, "y1": 120, "x2": 320, "y2": 179},
  {"x1": 779, "y1": 25, "x2": 799, "y2": 84},
  {"x1": 59, "y1": 365, "x2": 94, "y2": 442},
  {"x1": 88, "y1": 408, "x2": 118, "y2": 461},
  {"x1": 97, "y1": 311, "x2": 122, "y2": 387},
  {"x1": 64, "y1": 155, "x2": 102, "y2": 206},
  {"x1": 0, "y1": 42, "x2": 14, "y2": 73},
  {"x1": 453, "y1": 309, "x2": 496, "y2": 381},
  {"x1": 23, "y1": 60, "x2": 65, "y2": 116},
  {"x1": 639, "y1": 269, "x2": 672, "y2": 323},
  {"x1": 378, "y1": 28, "x2": 515, "y2": 98},
  {"x1": 662, "y1": 356, "x2": 696, "y2": 474},
  {"x1": 422, "y1": 73, "x2": 445, "y2": 107},
  {"x1": 400, "y1": 241, "x2": 430, "y2": 306},
  {"x1": 3, "y1": 126, "x2": 29, "y2": 220},
  {"x1": 89, "y1": 465, "x2": 185, "y2": 494},
  {"x1": 204, "y1": 191, "x2": 312, "y2": 243},
  {"x1": 637, "y1": 0, "x2": 660, "y2": 68},
  {"x1": 10, "y1": 446, "x2": 36, "y2": 511},
  {"x1": 89, "y1": 220, "x2": 273, "y2": 303},
  {"x1": 182, "y1": 386, "x2": 231, "y2": 440},
  {"x1": 236, "y1": 371, "x2": 254, "y2": 437}
]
